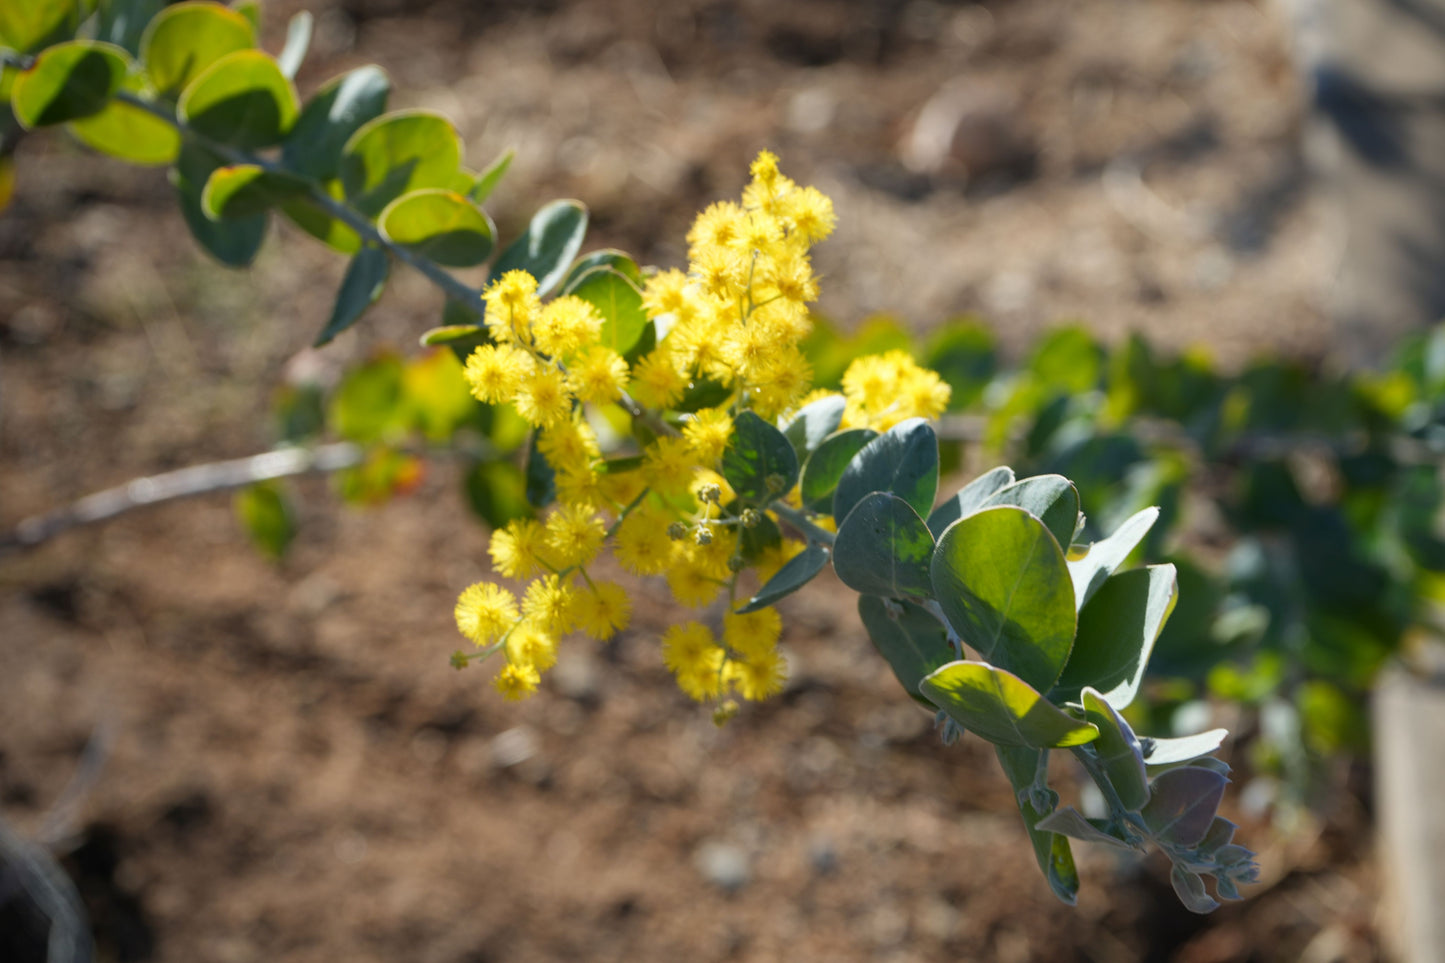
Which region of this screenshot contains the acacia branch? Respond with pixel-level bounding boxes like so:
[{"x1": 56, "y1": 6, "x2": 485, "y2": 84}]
[{"x1": 0, "y1": 442, "x2": 364, "y2": 555}]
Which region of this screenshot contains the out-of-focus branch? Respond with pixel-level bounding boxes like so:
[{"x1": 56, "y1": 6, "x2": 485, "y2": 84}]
[{"x1": 0, "y1": 442, "x2": 364, "y2": 555}]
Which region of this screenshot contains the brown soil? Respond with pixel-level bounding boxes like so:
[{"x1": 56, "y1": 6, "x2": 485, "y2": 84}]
[{"x1": 1, "y1": 1, "x2": 1378, "y2": 961}]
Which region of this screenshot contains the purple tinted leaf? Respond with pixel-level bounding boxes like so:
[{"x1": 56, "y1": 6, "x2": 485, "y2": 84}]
[{"x1": 1141, "y1": 767, "x2": 1227, "y2": 847}]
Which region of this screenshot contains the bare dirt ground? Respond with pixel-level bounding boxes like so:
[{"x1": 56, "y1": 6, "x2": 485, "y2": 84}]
[{"x1": 0, "y1": 1, "x2": 1379, "y2": 960}]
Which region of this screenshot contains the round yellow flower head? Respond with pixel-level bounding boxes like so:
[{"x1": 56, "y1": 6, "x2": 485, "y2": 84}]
[{"x1": 454, "y1": 582, "x2": 519, "y2": 646}]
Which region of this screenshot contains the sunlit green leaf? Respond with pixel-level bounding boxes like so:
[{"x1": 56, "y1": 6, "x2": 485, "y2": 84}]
[
  {"x1": 377, "y1": 188, "x2": 495, "y2": 267},
  {"x1": 141, "y1": 1, "x2": 254, "y2": 95},
  {"x1": 921, "y1": 660, "x2": 1098, "y2": 748},
  {"x1": 178, "y1": 49, "x2": 298, "y2": 149},
  {"x1": 11, "y1": 40, "x2": 128, "y2": 128}
]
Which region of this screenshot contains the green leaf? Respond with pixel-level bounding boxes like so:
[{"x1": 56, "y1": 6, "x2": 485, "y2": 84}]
[
  {"x1": 800, "y1": 428, "x2": 875, "y2": 512},
  {"x1": 858, "y1": 595, "x2": 955, "y2": 706},
  {"x1": 1081, "y1": 688, "x2": 1149, "y2": 811},
  {"x1": 171, "y1": 141, "x2": 266, "y2": 267},
  {"x1": 833, "y1": 417, "x2": 938, "y2": 523},
  {"x1": 340, "y1": 109, "x2": 463, "y2": 218},
  {"x1": 736, "y1": 542, "x2": 829, "y2": 614},
  {"x1": 1141, "y1": 730, "x2": 1228, "y2": 766},
  {"x1": 996, "y1": 746, "x2": 1080, "y2": 904},
  {"x1": 96, "y1": 0, "x2": 166, "y2": 55},
  {"x1": 1170, "y1": 865, "x2": 1220, "y2": 915},
  {"x1": 234, "y1": 481, "x2": 295, "y2": 560},
  {"x1": 721, "y1": 411, "x2": 799, "y2": 504},
  {"x1": 329, "y1": 354, "x2": 404, "y2": 443},
  {"x1": 230, "y1": 0, "x2": 260, "y2": 30},
  {"x1": 920, "y1": 660, "x2": 1098, "y2": 748},
  {"x1": 277, "y1": 10, "x2": 311, "y2": 79},
  {"x1": 982, "y1": 475, "x2": 1080, "y2": 554},
  {"x1": 463, "y1": 459, "x2": 529, "y2": 529},
  {"x1": 561, "y1": 248, "x2": 644, "y2": 291},
  {"x1": 930, "y1": 506, "x2": 1077, "y2": 692},
  {"x1": 141, "y1": 1, "x2": 254, "y2": 96},
  {"x1": 780, "y1": 394, "x2": 845, "y2": 460},
  {"x1": 314, "y1": 245, "x2": 388, "y2": 346},
  {"x1": 570, "y1": 267, "x2": 646, "y2": 355},
  {"x1": 376, "y1": 188, "x2": 495, "y2": 267},
  {"x1": 277, "y1": 190, "x2": 362, "y2": 254},
  {"x1": 469, "y1": 147, "x2": 513, "y2": 204},
  {"x1": 1029, "y1": 325, "x2": 1103, "y2": 394},
  {"x1": 0, "y1": 0, "x2": 77, "y2": 53},
  {"x1": 833, "y1": 492, "x2": 934, "y2": 599},
  {"x1": 923, "y1": 320, "x2": 996, "y2": 410},
  {"x1": 1053, "y1": 564, "x2": 1177, "y2": 709},
  {"x1": 67, "y1": 70, "x2": 180, "y2": 164},
  {"x1": 1141, "y1": 767, "x2": 1227, "y2": 847},
  {"x1": 488, "y1": 199, "x2": 588, "y2": 296},
  {"x1": 1068, "y1": 506, "x2": 1160, "y2": 610},
  {"x1": 200, "y1": 163, "x2": 309, "y2": 218},
  {"x1": 927, "y1": 465, "x2": 1016, "y2": 538},
  {"x1": 420, "y1": 322, "x2": 490, "y2": 362},
  {"x1": 282, "y1": 67, "x2": 390, "y2": 181},
  {"x1": 178, "y1": 49, "x2": 298, "y2": 149},
  {"x1": 12, "y1": 40, "x2": 128, "y2": 128},
  {"x1": 1033, "y1": 808, "x2": 1136, "y2": 851}
]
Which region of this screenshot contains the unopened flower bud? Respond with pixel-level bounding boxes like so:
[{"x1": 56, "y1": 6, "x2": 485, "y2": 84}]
[
  {"x1": 698, "y1": 482, "x2": 722, "y2": 505},
  {"x1": 712, "y1": 700, "x2": 740, "y2": 727},
  {"x1": 449, "y1": 651, "x2": 469, "y2": 671},
  {"x1": 694, "y1": 525, "x2": 714, "y2": 546},
  {"x1": 740, "y1": 508, "x2": 761, "y2": 529},
  {"x1": 727, "y1": 554, "x2": 746, "y2": 572},
  {"x1": 668, "y1": 521, "x2": 689, "y2": 541}
]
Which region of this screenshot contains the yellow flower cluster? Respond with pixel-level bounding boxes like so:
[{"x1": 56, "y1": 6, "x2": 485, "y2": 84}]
[
  {"x1": 455, "y1": 153, "x2": 950, "y2": 712},
  {"x1": 838, "y1": 349, "x2": 952, "y2": 431}
]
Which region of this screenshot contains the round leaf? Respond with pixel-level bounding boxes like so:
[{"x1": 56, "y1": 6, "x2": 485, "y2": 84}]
[
  {"x1": 833, "y1": 492, "x2": 934, "y2": 599},
  {"x1": 377, "y1": 188, "x2": 495, "y2": 267},
  {"x1": 1067, "y1": 506, "x2": 1160, "y2": 610},
  {"x1": 171, "y1": 142, "x2": 266, "y2": 266},
  {"x1": 178, "y1": 49, "x2": 298, "y2": 149},
  {"x1": 927, "y1": 465, "x2": 1016, "y2": 538},
  {"x1": 833, "y1": 417, "x2": 938, "y2": 523},
  {"x1": 930, "y1": 506, "x2": 1077, "y2": 692},
  {"x1": 981, "y1": 474, "x2": 1080, "y2": 554},
  {"x1": 141, "y1": 1, "x2": 254, "y2": 95},
  {"x1": 67, "y1": 72, "x2": 181, "y2": 164},
  {"x1": 780, "y1": 393, "x2": 846, "y2": 459},
  {"x1": 0, "y1": 0, "x2": 76, "y2": 53},
  {"x1": 1052, "y1": 564, "x2": 1177, "y2": 709},
  {"x1": 281, "y1": 66, "x2": 390, "y2": 181},
  {"x1": 737, "y1": 542, "x2": 829, "y2": 614},
  {"x1": 570, "y1": 267, "x2": 646, "y2": 355},
  {"x1": 1141, "y1": 767, "x2": 1227, "y2": 848},
  {"x1": 340, "y1": 109, "x2": 463, "y2": 218},
  {"x1": 12, "y1": 41, "x2": 129, "y2": 128},
  {"x1": 489, "y1": 199, "x2": 588, "y2": 296},
  {"x1": 858, "y1": 596, "x2": 955, "y2": 706},
  {"x1": 800, "y1": 428, "x2": 876, "y2": 512},
  {"x1": 721, "y1": 410, "x2": 799, "y2": 504},
  {"x1": 921, "y1": 660, "x2": 1098, "y2": 749},
  {"x1": 201, "y1": 163, "x2": 309, "y2": 219}
]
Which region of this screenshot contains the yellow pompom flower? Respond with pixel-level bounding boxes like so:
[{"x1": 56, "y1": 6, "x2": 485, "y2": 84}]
[
  {"x1": 613, "y1": 502, "x2": 675, "y2": 575},
  {"x1": 533, "y1": 295, "x2": 602, "y2": 359},
  {"x1": 464, "y1": 344, "x2": 531, "y2": 404},
  {"x1": 505, "y1": 621, "x2": 559, "y2": 672},
  {"x1": 723, "y1": 608, "x2": 782, "y2": 660},
  {"x1": 538, "y1": 417, "x2": 600, "y2": 476},
  {"x1": 728, "y1": 648, "x2": 788, "y2": 701},
  {"x1": 513, "y1": 364, "x2": 572, "y2": 428},
  {"x1": 521, "y1": 575, "x2": 577, "y2": 637},
  {"x1": 781, "y1": 185, "x2": 836, "y2": 244},
  {"x1": 629, "y1": 350, "x2": 687, "y2": 410},
  {"x1": 686, "y1": 201, "x2": 745, "y2": 253},
  {"x1": 565, "y1": 345, "x2": 630, "y2": 405},
  {"x1": 544, "y1": 504, "x2": 606, "y2": 567},
  {"x1": 494, "y1": 661, "x2": 541, "y2": 701},
  {"x1": 666, "y1": 554, "x2": 723, "y2": 608},
  {"x1": 643, "y1": 435, "x2": 696, "y2": 497},
  {"x1": 555, "y1": 464, "x2": 606, "y2": 509},
  {"x1": 489, "y1": 518, "x2": 552, "y2": 579},
  {"x1": 483, "y1": 270, "x2": 542, "y2": 344},
  {"x1": 842, "y1": 350, "x2": 952, "y2": 431},
  {"x1": 573, "y1": 581, "x2": 631, "y2": 640},
  {"x1": 454, "y1": 582, "x2": 519, "y2": 645},
  {"x1": 682, "y1": 407, "x2": 734, "y2": 466},
  {"x1": 662, "y1": 622, "x2": 726, "y2": 701}
]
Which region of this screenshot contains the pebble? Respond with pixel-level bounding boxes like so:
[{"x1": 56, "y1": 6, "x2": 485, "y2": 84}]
[{"x1": 695, "y1": 841, "x2": 751, "y2": 892}]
